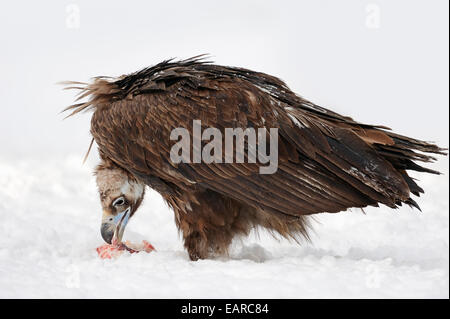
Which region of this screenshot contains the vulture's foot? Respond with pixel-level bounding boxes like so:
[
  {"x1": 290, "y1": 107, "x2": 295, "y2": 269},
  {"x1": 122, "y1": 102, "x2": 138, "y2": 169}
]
[
  {"x1": 184, "y1": 227, "x2": 235, "y2": 261},
  {"x1": 185, "y1": 231, "x2": 208, "y2": 261}
]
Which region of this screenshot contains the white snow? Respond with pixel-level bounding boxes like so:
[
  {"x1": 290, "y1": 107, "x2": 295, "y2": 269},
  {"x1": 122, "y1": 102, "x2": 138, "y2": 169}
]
[{"x1": 0, "y1": 154, "x2": 448, "y2": 298}]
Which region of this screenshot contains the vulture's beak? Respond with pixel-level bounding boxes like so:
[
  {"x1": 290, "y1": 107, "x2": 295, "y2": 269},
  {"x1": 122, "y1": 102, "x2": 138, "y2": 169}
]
[{"x1": 101, "y1": 207, "x2": 131, "y2": 245}]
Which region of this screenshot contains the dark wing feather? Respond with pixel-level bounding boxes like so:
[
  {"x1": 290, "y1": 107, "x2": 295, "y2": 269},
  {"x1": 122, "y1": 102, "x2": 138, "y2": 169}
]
[
  {"x1": 57, "y1": 57, "x2": 443, "y2": 220},
  {"x1": 86, "y1": 60, "x2": 445, "y2": 219}
]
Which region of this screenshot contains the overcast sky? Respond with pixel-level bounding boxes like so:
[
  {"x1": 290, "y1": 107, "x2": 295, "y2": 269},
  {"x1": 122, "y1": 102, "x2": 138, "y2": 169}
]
[{"x1": 0, "y1": 0, "x2": 448, "y2": 162}]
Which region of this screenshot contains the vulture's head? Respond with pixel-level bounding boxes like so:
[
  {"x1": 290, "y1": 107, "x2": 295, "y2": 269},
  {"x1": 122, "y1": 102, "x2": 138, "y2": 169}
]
[{"x1": 95, "y1": 161, "x2": 145, "y2": 244}]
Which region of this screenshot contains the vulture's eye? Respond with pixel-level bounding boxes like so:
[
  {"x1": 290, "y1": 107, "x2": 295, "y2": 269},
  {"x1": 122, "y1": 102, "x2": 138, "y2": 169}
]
[{"x1": 112, "y1": 197, "x2": 126, "y2": 207}]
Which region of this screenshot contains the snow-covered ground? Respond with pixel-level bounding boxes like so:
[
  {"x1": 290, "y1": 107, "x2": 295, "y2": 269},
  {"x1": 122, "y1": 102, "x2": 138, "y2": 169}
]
[{"x1": 0, "y1": 154, "x2": 448, "y2": 298}]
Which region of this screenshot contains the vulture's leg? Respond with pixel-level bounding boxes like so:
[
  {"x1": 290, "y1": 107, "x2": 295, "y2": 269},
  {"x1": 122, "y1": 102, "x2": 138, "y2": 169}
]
[
  {"x1": 172, "y1": 190, "x2": 255, "y2": 261},
  {"x1": 183, "y1": 229, "x2": 211, "y2": 261},
  {"x1": 175, "y1": 207, "x2": 237, "y2": 261}
]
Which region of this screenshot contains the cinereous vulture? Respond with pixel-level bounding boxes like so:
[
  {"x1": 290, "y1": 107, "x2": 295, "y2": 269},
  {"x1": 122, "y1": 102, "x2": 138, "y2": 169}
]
[{"x1": 63, "y1": 56, "x2": 446, "y2": 260}]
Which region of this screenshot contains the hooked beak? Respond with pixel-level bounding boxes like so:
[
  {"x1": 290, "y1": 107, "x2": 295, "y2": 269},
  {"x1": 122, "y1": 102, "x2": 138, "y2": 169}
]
[{"x1": 101, "y1": 207, "x2": 131, "y2": 245}]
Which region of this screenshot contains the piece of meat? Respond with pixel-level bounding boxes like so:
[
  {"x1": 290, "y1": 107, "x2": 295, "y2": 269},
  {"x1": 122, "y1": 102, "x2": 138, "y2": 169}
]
[
  {"x1": 96, "y1": 240, "x2": 155, "y2": 259},
  {"x1": 125, "y1": 240, "x2": 156, "y2": 253}
]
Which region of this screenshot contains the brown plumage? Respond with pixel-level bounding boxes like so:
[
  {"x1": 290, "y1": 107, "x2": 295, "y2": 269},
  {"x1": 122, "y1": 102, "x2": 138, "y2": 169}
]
[{"x1": 63, "y1": 55, "x2": 446, "y2": 260}]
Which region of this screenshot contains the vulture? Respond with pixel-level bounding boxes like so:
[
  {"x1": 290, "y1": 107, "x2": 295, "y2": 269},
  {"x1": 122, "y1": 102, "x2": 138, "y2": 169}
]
[{"x1": 63, "y1": 56, "x2": 446, "y2": 260}]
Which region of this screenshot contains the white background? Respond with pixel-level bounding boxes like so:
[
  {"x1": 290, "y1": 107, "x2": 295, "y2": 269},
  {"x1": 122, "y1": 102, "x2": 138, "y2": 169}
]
[{"x1": 0, "y1": 0, "x2": 448, "y2": 298}]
